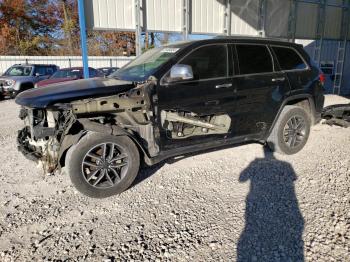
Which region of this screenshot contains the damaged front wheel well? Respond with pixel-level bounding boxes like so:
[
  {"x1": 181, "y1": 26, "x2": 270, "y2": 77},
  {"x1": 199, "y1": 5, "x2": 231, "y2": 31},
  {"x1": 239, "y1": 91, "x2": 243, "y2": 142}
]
[{"x1": 58, "y1": 119, "x2": 152, "y2": 169}]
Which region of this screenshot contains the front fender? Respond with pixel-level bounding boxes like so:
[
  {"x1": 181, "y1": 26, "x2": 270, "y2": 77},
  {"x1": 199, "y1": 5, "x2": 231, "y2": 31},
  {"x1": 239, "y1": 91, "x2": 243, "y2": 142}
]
[{"x1": 58, "y1": 119, "x2": 153, "y2": 168}]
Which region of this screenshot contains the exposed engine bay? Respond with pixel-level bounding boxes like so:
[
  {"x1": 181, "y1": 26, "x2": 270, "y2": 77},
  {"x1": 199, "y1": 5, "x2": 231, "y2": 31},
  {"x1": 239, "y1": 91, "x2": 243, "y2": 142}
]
[
  {"x1": 17, "y1": 79, "x2": 232, "y2": 174},
  {"x1": 17, "y1": 81, "x2": 157, "y2": 174}
]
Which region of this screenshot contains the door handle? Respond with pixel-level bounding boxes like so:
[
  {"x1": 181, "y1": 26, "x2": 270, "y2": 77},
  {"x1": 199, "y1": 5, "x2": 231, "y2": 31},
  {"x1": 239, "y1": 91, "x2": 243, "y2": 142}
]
[
  {"x1": 205, "y1": 100, "x2": 219, "y2": 106},
  {"x1": 215, "y1": 83, "x2": 232, "y2": 89},
  {"x1": 272, "y1": 77, "x2": 285, "y2": 82}
]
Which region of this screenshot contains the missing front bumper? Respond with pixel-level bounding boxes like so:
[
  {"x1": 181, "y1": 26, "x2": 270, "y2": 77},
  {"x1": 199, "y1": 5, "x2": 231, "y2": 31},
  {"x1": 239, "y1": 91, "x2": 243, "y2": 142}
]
[{"x1": 17, "y1": 127, "x2": 42, "y2": 162}]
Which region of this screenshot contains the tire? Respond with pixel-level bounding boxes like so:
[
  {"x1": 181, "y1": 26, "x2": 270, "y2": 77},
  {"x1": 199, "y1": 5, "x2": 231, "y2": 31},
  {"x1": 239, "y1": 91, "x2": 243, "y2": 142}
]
[
  {"x1": 10, "y1": 90, "x2": 19, "y2": 99},
  {"x1": 66, "y1": 132, "x2": 140, "y2": 198},
  {"x1": 267, "y1": 105, "x2": 311, "y2": 155}
]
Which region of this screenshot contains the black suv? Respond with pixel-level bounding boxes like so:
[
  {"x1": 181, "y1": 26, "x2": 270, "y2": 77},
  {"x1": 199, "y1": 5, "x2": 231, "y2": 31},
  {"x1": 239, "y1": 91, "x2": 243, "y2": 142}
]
[{"x1": 15, "y1": 37, "x2": 324, "y2": 198}]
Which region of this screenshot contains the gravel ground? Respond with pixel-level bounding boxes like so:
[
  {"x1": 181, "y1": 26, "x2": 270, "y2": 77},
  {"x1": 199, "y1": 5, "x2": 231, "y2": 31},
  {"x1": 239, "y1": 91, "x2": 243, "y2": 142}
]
[{"x1": 0, "y1": 95, "x2": 349, "y2": 261}]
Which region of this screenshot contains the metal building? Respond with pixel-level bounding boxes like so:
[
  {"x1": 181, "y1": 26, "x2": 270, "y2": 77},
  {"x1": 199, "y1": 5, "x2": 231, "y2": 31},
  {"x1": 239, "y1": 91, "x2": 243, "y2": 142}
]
[
  {"x1": 297, "y1": 39, "x2": 350, "y2": 95},
  {"x1": 79, "y1": 0, "x2": 350, "y2": 95}
]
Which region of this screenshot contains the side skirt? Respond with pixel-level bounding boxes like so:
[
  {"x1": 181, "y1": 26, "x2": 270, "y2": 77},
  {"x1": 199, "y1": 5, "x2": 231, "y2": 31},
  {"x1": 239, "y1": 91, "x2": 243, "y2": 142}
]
[{"x1": 144, "y1": 134, "x2": 263, "y2": 166}]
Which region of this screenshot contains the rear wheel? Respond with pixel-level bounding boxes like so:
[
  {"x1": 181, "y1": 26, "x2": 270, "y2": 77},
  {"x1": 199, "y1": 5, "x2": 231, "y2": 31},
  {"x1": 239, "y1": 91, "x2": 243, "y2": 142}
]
[
  {"x1": 267, "y1": 105, "x2": 311, "y2": 155},
  {"x1": 66, "y1": 132, "x2": 140, "y2": 198}
]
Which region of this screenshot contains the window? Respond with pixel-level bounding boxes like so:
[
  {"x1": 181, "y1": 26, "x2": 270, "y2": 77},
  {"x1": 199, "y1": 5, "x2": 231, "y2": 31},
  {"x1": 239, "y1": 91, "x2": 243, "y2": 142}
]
[
  {"x1": 89, "y1": 68, "x2": 97, "y2": 77},
  {"x1": 46, "y1": 67, "x2": 54, "y2": 75},
  {"x1": 236, "y1": 45, "x2": 273, "y2": 75},
  {"x1": 34, "y1": 66, "x2": 47, "y2": 76},
  {"x1": 272, "y1": 46, "x2": 307, "y2": 71},
  {"x1": 4, "y1": 66, "x2": 32, "y2": 76},
  {"x1": 180, "y1": 45, "x2": 228, "y2": 80},
  {"x1": 51, "y1": 69, "x2": 83, "y2": 79}
]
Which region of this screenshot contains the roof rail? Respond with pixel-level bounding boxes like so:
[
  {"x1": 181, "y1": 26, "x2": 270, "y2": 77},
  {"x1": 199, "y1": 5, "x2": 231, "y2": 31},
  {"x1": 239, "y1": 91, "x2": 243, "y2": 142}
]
[{"x1": 214, "y1": 35, "x2": 290, "y2": 42}]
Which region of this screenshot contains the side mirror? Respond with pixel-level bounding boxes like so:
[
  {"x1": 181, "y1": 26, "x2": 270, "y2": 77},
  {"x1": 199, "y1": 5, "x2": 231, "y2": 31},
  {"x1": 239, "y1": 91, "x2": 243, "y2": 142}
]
[
  {"x1": 169, "y1": 64, "x2": 193, "y2": 82},
  {"x1": 35, "y1": 73, "x2": 40, "y2": 77}
]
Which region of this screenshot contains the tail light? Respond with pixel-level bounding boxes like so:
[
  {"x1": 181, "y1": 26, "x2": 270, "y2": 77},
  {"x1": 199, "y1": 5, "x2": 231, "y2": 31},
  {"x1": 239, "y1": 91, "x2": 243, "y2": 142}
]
[{"x1": 319, "y1": 73, "x2": 326, "y2": 85}]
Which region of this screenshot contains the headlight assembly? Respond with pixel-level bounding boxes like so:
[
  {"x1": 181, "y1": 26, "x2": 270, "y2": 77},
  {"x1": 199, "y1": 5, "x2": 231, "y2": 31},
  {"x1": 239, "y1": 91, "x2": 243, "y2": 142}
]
[{"x1": 4, "y1": 79, "x2": 15, "y2": 86}]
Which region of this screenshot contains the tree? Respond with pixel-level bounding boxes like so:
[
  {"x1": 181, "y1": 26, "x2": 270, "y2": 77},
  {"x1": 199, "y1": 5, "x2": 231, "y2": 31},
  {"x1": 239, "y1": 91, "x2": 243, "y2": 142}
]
[
  {"x1": 0, "y1": 0, "x2": 137, "y2": 56},
  {"x1": 0, "y1": 0, "x2": 60, "y2": 55}
]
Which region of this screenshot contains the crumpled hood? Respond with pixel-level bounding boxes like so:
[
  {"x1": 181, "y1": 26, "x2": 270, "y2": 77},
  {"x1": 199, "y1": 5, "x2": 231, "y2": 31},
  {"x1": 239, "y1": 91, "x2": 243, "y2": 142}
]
[{"x1": 15, "y1": 77, "x2": 135, "y2": 108}]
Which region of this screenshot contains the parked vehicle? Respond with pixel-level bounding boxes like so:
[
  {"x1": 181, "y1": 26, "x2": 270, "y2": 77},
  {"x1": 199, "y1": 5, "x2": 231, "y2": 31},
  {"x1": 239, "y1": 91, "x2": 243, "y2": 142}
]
[
  {"x1": 0, "y1": 64, "x2": 58, "y2": 99},
  {"x1": 35, "y1": 67, "x2": 103, "y2": 88},
  {"x1": 98, "y1": 67, "x2": 119, "y2": 76},
  {"x1": 15, "y1": 37, "x2": 325, "y2": 198}
]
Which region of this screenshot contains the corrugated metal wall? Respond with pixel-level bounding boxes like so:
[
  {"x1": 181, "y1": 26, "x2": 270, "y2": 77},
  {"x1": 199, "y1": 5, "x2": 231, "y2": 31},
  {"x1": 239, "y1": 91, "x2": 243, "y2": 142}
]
[
  {"x1": 230, "y1": 0, "x2": 259, "y2": 36},
  {"x1": 295, "y1": 3, "x2": 318, "y2": 39},
  {"x1": 146, "y1": 0, "x2": 183, "y2": 32},
  {"x1": 84, "y1": 0, "x2": 350, "y2": 40},
  {"x1": 85, "y1": 0, "x2": 136, "y2": 30},
  {"x1": 266, "y1": 0, "x2": 291, "y2": 38},
  {"x1": 324, "y1": 5, "x2": 343, "y2": 39},
  {"x1": 0, "y1": 56, "x2": 134, "y2": 74},
  {"x1": 191, "y1": 0, "x2": 225, "y2": 34},
  {"x1": 344, "y1": 47, "x2": 350, "y2": 95},
  {"x1": 296, "y1": 39, "x2": 350, "y2": 95}
]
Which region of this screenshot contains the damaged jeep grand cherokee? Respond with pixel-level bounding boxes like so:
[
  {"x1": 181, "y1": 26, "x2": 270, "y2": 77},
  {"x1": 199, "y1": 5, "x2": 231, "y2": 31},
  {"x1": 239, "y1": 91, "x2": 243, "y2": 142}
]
[{"x1": 15, "y1": 38, "x2": 325, "y2": 198}]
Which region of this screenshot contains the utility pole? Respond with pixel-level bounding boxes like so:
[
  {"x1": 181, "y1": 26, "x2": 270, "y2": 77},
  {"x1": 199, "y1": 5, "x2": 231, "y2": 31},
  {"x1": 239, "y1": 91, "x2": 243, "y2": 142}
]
[{"x1": 77, "y1": 0, "x2": 89, "y2": 78}]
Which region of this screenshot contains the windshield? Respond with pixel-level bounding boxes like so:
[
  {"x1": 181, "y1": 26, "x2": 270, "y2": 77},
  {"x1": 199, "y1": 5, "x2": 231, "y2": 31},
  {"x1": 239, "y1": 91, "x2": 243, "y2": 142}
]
[
  {"x1": 110, "y1": 47, "x2": 180, "y2": 81},
  {"x1": 50, "y1": 69, "x2": 82, "y2": 79},
  {"x1": 4, "y1": 66, "x2": 33, "y2": 76}
]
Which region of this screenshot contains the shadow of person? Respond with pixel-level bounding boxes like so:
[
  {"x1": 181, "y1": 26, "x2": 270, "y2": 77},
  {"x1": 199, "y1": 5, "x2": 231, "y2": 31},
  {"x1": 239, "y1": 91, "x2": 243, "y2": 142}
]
[{"x1": 237, "y1": 147, "x2": 305, "y2": 262}]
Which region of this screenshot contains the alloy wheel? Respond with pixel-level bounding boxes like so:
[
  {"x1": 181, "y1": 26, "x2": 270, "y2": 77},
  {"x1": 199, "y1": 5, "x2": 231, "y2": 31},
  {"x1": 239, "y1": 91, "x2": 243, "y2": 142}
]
[
  {"x1": 283, "y1": 115, "x2": 307, "y2": 148},
  {"x1": 81, "y1": 143, "x2": 129, "y2": 188}
]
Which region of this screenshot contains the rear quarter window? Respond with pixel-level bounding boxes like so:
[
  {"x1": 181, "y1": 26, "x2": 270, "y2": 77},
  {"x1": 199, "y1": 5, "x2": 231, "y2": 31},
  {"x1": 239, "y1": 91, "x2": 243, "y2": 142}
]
[
  {"x1": 236, "y1": 44, "x2": 273, "y2": 75},
  {"x1": 272, "y1": 46, "x2": 308, "y2": 71}
]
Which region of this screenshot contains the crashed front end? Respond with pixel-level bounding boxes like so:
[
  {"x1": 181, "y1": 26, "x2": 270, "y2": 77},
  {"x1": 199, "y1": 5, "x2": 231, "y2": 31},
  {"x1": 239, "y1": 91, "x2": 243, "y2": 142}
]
[
  {"x1": 16, "y1": 78, "x2": 161, "y2": 173},
  {"x1": 17, "y1": 107, "x2": 74, "y2": 173}
]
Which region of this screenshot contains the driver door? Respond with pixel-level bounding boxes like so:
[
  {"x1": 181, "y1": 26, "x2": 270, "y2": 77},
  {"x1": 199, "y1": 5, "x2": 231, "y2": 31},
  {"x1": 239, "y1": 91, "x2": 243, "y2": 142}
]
[
  {"x1": 156, "y1": 44, "x2": 236, "y2": 150},
  {"x1": 34, "y1": 66, "x2": 50, "y2": 82}
]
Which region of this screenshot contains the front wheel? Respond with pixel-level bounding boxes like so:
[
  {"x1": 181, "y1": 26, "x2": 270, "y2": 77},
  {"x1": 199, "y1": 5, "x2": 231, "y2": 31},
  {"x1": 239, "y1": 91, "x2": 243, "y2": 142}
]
[
  {"x1": 66, "y1": 132, "x2": 140, "y2": 198},
  {"x1": 267, "y1": 105, "x2": 311, "y2": 155},
  {"x1": 10, "y1": 90, "x2": 19, "y2": 99}
]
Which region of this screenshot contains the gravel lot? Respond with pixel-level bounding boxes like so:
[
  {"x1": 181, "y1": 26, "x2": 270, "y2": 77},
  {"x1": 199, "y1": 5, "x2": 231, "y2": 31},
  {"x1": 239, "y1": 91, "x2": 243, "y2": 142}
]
[{"x1": 0, "y1": 95, "x2": 349, "y2": 261}]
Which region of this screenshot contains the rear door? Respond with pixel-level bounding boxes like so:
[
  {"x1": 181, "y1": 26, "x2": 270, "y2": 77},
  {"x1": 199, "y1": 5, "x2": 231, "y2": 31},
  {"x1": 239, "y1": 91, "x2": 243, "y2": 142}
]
[
  {"x1": 232, "y1": 44, "x2": 291, "y2": 137},
  {"x1": 156, "y1": 44, "x2": 236, "y2": 150},
  {"x1": 34, "y1": 66, "x2": 50, "y2": 82},
  {"x1": 45, "y1": 66, "x2": 57, "y2": 76},
  {"x1": 270, "y1": 45, "x2": 311, "y2": 94}
]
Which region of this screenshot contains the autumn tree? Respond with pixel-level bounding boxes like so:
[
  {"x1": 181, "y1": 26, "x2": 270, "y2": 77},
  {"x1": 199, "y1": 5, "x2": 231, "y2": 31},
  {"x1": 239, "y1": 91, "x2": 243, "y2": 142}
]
[
  {"x1": 0, "y1": 0, "x2": 137, "y2": 56},
  {"x1": 0, "y1": 0, "x2": 60, "y2": 55}
]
